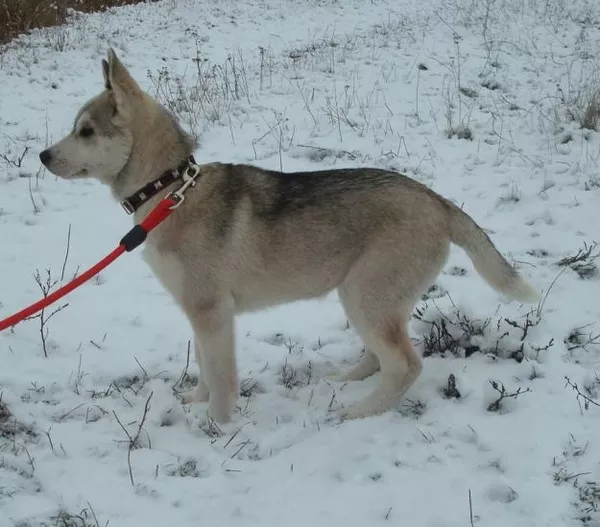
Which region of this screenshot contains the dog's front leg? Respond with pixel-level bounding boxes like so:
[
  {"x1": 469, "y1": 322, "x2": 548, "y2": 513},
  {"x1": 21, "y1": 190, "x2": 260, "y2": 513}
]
[{"x1": 187, "y1": 297, "x2": 237, "y2": 423}]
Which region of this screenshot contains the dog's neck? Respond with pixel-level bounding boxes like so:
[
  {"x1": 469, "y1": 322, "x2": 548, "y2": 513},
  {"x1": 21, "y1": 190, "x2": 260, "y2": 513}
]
[{"x1": 111, "y1": 101, "x2": 196, "y2": 203}]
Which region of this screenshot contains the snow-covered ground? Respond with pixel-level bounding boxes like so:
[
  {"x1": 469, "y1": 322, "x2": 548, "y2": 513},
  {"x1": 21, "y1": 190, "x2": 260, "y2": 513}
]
[{"x1": 1, "y1": 0, "x2": 600, "y2": 525}]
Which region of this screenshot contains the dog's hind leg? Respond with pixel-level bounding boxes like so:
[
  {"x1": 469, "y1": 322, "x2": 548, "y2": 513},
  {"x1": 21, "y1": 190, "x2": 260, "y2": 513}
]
[
  {"x1": 335, "y1": 235, "x2": 447, "y2": 420},
  {"x1": 337, "y1": 289, "x2": 421, "y2": 421}
]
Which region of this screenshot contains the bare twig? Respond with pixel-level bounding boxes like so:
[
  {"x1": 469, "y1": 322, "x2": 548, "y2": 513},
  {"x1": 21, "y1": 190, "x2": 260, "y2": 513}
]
[
  {"x1": 172, "y1": 340, "x2": 192, "y2": 394},
  {"x1": 56, "y1": 403, "x2": 86, "y2": 422},
  {"x1": 45, "y1": 429, "x2": 55, "y2": 455},
  {"x1": 565, "y1": 377, "x2": 600, "y2": 412},
  {"x1": 565, "y1": 324, "x2": 600, "y2": 352},
  {"x1": 468, "y1": 489, "x2": 474, "y2": 527},
  {"x1": 112, "y1": 391, "x2": 153, "y2": 486},
  {"x1": 86, "y1": 501, "x2": 102, "y2": 527},
  {"x1": 230, "y1": 439, "x2": 251, "y2": 459},
  {"x1": 0, "y1": 146, "x2": 29, "y2": 168},
  {"x1": 26, "y1": 269, "x2": 68, "y2": 357},
  {"x1": 487, "y1": 379, "x2": 531, "y2": 412},
  {"x1": 504, "y1": 316, "x2": 536, "y2": 341},
  {"x1": 60, "y1": 224, "x2": 72, "y2": 281},
  {"x1": 28, "y1": 175, "x2": 40, "y2": 213}
]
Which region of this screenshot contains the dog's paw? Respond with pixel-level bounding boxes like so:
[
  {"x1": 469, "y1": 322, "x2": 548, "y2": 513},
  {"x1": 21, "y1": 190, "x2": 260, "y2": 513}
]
[
  {"x1": 336, "y1": 401, "x2": 381, "y2": 421},
  {"x1": 325, "y1": 371, "x2": 350, "y2": 383},
  {"x1": 179, "y1": 385, "x2": 210, "y2": 404},
  {"x1": 324, "y1": 410, "x2": 344, "y2": 426},
  {"x1": 336, "y1": 406, "x2": 364, "y2": 421},
  {"x1": 206, "y1": 400, "x2": 233, "y2": 424}
]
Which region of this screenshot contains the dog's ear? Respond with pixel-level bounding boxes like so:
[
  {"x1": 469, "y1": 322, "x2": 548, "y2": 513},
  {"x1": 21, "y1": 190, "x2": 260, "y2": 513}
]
[
  {"x1": 102, "y1": 59, "x2": 111, "y2": 90},
  {"x1": 104, "y1": 48, "x2": 141, "y2": 121}
]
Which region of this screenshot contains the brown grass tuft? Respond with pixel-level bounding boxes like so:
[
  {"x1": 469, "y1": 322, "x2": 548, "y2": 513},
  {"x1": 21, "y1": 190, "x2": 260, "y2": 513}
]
[{"x1": 0, "y1": 0, "x2": 150, "y2": 45}]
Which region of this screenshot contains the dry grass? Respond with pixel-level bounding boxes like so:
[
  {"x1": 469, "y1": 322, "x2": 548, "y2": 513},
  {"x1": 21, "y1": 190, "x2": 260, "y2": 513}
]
[
  {"x1": 580, "y1": 89, "x2": 600, "y2": 131},
  {"x1": 0, "y1": 0, "x2": 151, "y2": 45}
]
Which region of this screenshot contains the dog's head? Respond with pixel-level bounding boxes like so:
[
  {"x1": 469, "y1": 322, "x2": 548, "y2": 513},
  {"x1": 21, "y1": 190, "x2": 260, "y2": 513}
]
[{"x1": 39, "y1": 49, "x2": 140, "y2": 183}]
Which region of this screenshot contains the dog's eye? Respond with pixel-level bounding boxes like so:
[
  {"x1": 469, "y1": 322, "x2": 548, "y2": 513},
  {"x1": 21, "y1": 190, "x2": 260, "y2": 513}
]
[{"x1": 79, "y1": 127, "x2": 94, "y2": 138}]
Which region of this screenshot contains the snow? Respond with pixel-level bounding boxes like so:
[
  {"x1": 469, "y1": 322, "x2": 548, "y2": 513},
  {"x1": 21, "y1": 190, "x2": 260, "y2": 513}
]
[{"x1": 1, "y1": 0, "x2": 600, "y2": 525}]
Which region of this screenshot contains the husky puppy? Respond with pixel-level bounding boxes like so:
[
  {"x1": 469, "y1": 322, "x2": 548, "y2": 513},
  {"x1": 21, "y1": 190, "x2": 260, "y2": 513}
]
[{"x1": 40, "y1": 49, "x2": 538, "y2": 422}]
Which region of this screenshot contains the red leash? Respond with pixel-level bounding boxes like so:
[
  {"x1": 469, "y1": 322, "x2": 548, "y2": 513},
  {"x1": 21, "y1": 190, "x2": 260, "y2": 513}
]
[{"x1": 0, "y1": 196, "x2": 177, "y2": 333}]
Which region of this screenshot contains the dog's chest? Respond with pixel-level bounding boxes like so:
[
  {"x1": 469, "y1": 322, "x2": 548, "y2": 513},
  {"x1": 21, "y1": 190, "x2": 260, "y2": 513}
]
[{"x1": 142, "y1": 245, "x2": 185, "y2": 304}]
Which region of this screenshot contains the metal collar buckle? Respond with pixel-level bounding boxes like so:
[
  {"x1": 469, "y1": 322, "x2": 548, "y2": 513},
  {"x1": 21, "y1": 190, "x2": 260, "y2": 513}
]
[
  {"x1": 121, "y1": 199, "x2": 136, "y2": 215},
  {"x1": 169, "y1": 164, "x2": 201, "y2": 209}
]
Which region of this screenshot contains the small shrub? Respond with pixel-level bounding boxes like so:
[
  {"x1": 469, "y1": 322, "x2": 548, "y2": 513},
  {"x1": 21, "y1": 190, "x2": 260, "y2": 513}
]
[
  {"x1": 399, "y1": 398, "x2": 426, "y2": 418},
  {"x1": 577, "y1": 480, "x2": 600, "y2": 524},
  {"x1": 413, "y1": 306, "x2": 490, "y2": 358},
  {"x1": 481, "y1": 79, "x2": 501, "y2": 91},
  {"x1": 0, "y1": 400, "x2": 38, "y2": 443},
  {"x1": 580, "y1": 90, "x2": 600, "y2": 130},
  {"x1": 459, "y1": 86, "x2": 478, "y2": 98},
  {"x1": 565, "y1": 326, "x2": 600, "y2": 353},
  {"x1": 165, "y1": 457, "x2": 204, "y2": 478},
  {"x1": 557, "y1": 81, "x2": 600, "y2": 131},
  {"x1": 557, "y1": 242, "x2": 599, "y2": 279},
  {"x1": 414, "y1": 304, "x2": 553, "y2": 363},
  {"x1": 441, "y1": 374, "x2": 461, "y2": 399},
  {"x1": 446, "y1": 123, "x2": 473, "y2": 140},
  {"x1": 47, "y1": 507, "x2": 101, "y2": 527}
]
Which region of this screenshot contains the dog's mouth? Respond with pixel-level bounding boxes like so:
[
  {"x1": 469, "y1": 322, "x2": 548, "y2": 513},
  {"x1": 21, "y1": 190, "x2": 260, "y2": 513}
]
[
  {"x1": 43, "y1": 167, "x2": 89, "y2": 180},
  {"x1": 56, "y1": 167, "x2": 89, "y2": 179}
]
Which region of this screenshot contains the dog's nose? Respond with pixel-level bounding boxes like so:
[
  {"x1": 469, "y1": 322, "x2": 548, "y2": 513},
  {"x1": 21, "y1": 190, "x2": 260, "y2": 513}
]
[{"x1": 39, "y1": 149, "x2": 52, "y2": 165}]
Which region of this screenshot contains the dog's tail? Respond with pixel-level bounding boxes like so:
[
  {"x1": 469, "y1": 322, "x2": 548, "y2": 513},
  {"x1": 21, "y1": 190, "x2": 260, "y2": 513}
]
[{"x1": 446, "y1": 200, "x2": 539, "y2": 303}]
